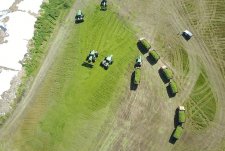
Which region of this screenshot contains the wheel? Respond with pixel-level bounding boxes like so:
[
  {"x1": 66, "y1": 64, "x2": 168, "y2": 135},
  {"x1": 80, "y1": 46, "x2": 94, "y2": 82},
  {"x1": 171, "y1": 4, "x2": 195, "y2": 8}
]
[
  {"x1": 110, "y1": 61, "x2": 113, "y2": 65},
  {"x1": 95, "y1": 53, "x2": 98, "y2": 58}
]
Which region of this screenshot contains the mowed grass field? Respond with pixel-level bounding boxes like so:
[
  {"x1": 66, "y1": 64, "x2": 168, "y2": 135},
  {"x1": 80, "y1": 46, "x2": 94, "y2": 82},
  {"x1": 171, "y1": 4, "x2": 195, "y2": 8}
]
[{"x1": 2, "y1": 5, "x2": 138, "y2": 151}]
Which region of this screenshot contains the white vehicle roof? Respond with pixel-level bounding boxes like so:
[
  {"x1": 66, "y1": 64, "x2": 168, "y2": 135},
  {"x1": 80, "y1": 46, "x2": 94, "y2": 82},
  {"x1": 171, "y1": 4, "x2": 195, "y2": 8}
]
[
  {"x1": 184, "y1": 30, "x2": 193, "y2": 36},
  {"x1": 179, "y1": 106, "x2": 185, "y2": 111}
]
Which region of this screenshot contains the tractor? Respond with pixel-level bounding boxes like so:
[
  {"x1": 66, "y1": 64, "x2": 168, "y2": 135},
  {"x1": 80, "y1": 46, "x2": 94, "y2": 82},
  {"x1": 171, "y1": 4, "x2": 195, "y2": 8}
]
[
  {"x1": 75, "y1": 10, "x2": 84, "y2": 23},
  {"x1": 100, "y1": 0, "x2": 107, "y2": 11},
  {"x1": 101, "y1": 55, "x2": 113, "y2": 70},
  {"x1": 135, "y1": 55, "x2": 142, "y2": 67},
  {"x1": 86, "y1": 50, "x2": 99, "y2": 63}
]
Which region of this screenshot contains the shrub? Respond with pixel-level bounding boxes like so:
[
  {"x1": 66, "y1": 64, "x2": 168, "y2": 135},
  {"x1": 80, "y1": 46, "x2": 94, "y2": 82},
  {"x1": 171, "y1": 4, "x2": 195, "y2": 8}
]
[
  {"x1": 169, "y1": 80, "x2": 178, "y2": 94},
  {"x1": 139, "y1": 38, "x2": 151, "y2": 50},
  {"x1": 24, "y1": 0, "x2": 74, "y2": 77},
  {"x1": 149, "y1": 50, "x2": 160, "y2": 61}
]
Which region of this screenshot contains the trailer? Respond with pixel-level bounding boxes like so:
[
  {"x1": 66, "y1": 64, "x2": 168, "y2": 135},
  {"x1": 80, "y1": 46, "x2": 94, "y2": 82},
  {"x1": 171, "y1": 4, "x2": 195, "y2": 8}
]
[
  {"x1": 149, "y1": 50, "x2": 160, "y2": 61},
  {"x1": 139, "y1": 38, "x2": 151, "y2": 50},
  {"x1": 173, "y1": 125, "x2": 183, "y2": 140},
  {"x1": 169, "y1": 80, "x2": 178, "y2": 94},
  {"x1": 161, "y1": 65, "x2": 173, "y2": 80},
  {"x1": 134, "y1": 67, "x2": 141, "y2": 85}
]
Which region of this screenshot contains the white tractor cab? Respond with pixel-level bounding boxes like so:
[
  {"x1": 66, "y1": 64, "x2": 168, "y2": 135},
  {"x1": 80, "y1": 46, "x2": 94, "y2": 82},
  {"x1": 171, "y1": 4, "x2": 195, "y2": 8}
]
[
  {"x1": 182, "y1": 30, "x2": 193, "y2": 41},
  {"x1": 100, "y1": 0, "x2": 107, "y2": 11},
  {"x1": 86, "y1": 50, "x2": 99, "y2": 63},
  {"x1": 101, "y1": 55, "x2": 113, "y2": 70}
]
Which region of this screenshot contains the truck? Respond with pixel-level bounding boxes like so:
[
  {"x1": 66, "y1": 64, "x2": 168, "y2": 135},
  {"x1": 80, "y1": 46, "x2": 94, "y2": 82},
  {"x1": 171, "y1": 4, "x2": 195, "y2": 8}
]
[{"x1": 178, "y1": 106, "x2": 186, "y2": 124}]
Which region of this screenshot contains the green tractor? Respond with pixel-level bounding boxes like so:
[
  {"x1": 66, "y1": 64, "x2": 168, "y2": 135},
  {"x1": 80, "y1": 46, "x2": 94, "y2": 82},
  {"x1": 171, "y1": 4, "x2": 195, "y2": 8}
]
[
  {"x1": 75, "y1": 10, "x2": 84, "y2": 23},
  {"x1": 101, "y1": 55, "x2": 113, "y2": 70},
  {"x1": 86, "y1": 50, "x2": 99, "y2": 63},
  {"x1": 100, "y1": 0, "x2": 107, "y2": 11},
  {"x1": 135, "y1": 55, "x2": 142, "y2": 67}
]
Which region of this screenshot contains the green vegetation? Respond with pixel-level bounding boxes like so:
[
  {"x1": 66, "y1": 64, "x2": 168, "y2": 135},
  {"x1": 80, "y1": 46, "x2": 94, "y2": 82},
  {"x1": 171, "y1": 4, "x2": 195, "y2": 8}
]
[
  {"x1": 149, "y1": 50, "x2": 160, "y2": 61},
  {"x1": 162, "y1": 67, "x2": 173, "y2": 80},
  {"x1": 179, "y1": 110, "x2": 186, "y2": 123},
  {"x1": 139, "y1": 38, "x2": 151, "y2": 50},
  {"x1": 185, "y1": 73, "x2": 217, "y2": 130},
  {"x1": 169, "y1": 80, "x2": 178, "y2": 94},
  {"x1": 173, "y1": 126, "x2": 183, "y2": 139},
  {"x1": 23, "y1": 0, "x2": 74, "y2": 77},
  {"x1": 6, "y1": 5, "x2": 138, "y2": 151},
  {"x1": 134, "y1": 68, "x2": 141, "y2": 84}
]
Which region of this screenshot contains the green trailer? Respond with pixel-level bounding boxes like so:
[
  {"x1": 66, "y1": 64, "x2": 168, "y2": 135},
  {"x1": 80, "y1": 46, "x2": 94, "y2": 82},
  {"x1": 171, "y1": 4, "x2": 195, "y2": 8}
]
[
  {"x1": 178, "y1": 106, "x2": 186, "y2": 123},
  {"x1": 149, "y1": 50, "x2": 160, "y2": 61},
  {"x1": 161, "y1": 66, "x2": 173, "y2": 80},
  {"x1": 139, "y1": 38, "x2": 151, "y2": 50},
  {"x1": 173, "y1": 125, "x2": 183, "y2": 140},
  {"x1": 134, "y1": 68, "x2": 141, "y2": 85},
  {"x1": 169, "y1": 80, "x2": 178, "y2": 94}
]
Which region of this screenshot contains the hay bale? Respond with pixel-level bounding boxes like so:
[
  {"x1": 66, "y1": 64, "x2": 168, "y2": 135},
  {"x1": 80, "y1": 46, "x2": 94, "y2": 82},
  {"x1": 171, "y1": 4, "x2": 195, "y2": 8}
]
[
  {"x1": 134, "y1": 68, "x2": 141, "y2": 85},
  {"x1": 169, "y1": 80, "x2": 178, "y2": 94},
  {"x1": 139, "y1": 38, "x2": 151, "y2": 50},
  {"x1": 149, "y1": 50, "x2": 160, "y2": 61},
  {"x1": 173, "y1": 126, "x2": 183, "y2": 139}
]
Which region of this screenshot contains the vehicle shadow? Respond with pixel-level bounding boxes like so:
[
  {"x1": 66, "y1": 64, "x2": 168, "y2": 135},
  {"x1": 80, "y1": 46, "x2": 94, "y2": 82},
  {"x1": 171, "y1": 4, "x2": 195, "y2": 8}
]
[
  {"x1": 166, "y1": 85, "x2": 176, "y2": 98},
  {"x1": 137, "y1": 41, "x2": 148, "y2": 54},
  {"x1": 82, "y1": 62, "x2": 93, "y2": 68},
  {"x1": 182, "y1": 33, "x2": 191, "y2": 41},
  {"x1": 146, "y1": 55, "x2": 158, "y2": 65},
  {"x1": 75, "y1": 20, "x2": 84, "y2": 24},
  {"x1": 130, "y1": 71, "x2": 138, "y2": 90},
  {"x1": 158, "y1": 69, "x2": 170, "y2": 84},
  {"x1": 174, "y1": 108, "x2": 179, "y2": 128},
  {"x1": 169, "y1": 129, "x2": 177, "y2": 144}
]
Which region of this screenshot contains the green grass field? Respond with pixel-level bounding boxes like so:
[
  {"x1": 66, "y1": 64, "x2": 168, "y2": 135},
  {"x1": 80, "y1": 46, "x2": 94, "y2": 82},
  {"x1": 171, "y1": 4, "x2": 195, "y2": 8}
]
[
  {"x1": 185, "y1": 72, "x2": 217, "y2": 130},
  {"x1": 5, "y1": 5, "x2": 138, "y2": 151}
]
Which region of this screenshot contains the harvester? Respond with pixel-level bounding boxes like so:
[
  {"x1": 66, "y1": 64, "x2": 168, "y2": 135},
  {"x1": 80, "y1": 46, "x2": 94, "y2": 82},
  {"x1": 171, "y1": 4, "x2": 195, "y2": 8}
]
[
  {"x1": 75, "y1": 10, "x2": 84, "y2": 23},
  {"x1": 100, "y1": 0, "x2": 107, "y2": 11},
  {"x1": 101, "y1": 55, "x2": 113, "y2": 69},
  {"x1": 178, "y1": 106, "x2": 186, "y2": 124},
  {"x1": 135, "y1": 55, "x2": 142, "y2": 67},
  {"x1": 86, "y1": 50, "x2": 99, "y2": 63}
]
